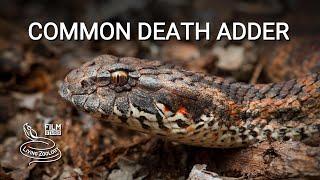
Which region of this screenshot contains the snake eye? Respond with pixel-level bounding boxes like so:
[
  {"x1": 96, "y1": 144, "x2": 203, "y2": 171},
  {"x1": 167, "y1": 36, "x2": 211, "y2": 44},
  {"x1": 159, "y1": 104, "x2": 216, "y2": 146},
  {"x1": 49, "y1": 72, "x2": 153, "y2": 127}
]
[{"x1": 111, "y1": 71, "x2": 128, "y2": 86}]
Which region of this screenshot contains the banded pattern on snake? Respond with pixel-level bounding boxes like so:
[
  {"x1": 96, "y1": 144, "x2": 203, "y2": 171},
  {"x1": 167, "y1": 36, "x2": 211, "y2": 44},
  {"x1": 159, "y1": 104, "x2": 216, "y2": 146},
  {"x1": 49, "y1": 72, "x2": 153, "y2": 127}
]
[{"x1": 59, "y1": 54, "x2": 320, "y2": 148}]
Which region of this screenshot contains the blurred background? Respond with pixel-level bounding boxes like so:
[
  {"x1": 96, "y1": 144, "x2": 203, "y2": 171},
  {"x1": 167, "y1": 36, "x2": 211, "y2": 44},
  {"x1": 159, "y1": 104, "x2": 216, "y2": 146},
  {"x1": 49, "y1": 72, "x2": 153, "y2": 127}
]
[{"x1": 0, "y1": 0, "x2": 319, "y2": 179}]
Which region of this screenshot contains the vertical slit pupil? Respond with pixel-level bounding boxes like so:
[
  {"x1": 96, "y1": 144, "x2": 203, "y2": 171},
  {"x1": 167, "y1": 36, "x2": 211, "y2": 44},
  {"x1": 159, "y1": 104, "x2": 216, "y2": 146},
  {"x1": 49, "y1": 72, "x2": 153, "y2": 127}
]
[
  {"x1": 117, "y1": 74, "x2": 121, "y2": 84},
  {"x1": 112, "y1": 71, "x2": 128, "y2": 86}
]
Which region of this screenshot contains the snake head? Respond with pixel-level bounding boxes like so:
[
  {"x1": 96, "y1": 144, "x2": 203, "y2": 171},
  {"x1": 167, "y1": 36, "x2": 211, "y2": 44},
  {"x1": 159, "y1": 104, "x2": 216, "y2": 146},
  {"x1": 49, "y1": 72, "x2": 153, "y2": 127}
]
[{"x1": 59, "y1": 55, "x2": 166, "y2": 117}]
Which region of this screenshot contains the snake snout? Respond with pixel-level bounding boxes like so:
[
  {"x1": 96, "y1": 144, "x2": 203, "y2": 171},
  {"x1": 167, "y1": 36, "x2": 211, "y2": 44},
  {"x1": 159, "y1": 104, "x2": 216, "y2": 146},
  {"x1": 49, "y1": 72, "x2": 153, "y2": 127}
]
[{"x1": 59, "y1": 82, "x2": 72, "y2": 102}]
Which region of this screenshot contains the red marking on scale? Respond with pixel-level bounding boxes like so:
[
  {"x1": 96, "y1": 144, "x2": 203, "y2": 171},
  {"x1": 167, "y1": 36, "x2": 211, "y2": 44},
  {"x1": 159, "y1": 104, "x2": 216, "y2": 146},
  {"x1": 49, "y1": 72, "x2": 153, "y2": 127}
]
[{"x1": 177, "y1": 107, "x2": 188, "y2": 115}]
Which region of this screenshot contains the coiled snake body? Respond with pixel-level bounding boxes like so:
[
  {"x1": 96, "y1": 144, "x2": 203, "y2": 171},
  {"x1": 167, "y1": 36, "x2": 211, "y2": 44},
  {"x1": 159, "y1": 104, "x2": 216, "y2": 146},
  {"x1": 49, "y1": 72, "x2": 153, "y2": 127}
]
[{"x1": 59, "y1": 53, "x2": 320, "y2": 148}]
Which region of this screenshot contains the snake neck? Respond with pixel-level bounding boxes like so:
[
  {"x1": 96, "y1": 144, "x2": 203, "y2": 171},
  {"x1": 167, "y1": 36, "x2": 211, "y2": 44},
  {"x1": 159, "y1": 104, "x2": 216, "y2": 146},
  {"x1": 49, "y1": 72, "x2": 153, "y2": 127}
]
[
  {"x1": 154, "y1": 66, "x2": 319, "y2": 122},
  {"x1": 144, "y1": 70, "x2": 320, "y2": 147}
]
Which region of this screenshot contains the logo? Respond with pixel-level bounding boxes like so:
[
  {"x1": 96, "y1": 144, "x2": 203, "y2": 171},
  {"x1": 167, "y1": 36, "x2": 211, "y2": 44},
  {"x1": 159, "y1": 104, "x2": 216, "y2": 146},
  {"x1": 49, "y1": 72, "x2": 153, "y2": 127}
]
[
  {"x1": 45, "y1": 123, "x2": 62, "y2": 136},
  {"x1": 19, "y1": 123, "x2": 62, "y2": 165}
]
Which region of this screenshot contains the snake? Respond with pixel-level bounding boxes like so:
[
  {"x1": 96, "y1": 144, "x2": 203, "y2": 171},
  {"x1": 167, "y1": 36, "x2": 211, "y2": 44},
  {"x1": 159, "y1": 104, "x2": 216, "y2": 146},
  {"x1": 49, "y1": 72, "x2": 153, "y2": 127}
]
[{"x1": 59, "y1": 49, "x2": 320, "y2": 148}]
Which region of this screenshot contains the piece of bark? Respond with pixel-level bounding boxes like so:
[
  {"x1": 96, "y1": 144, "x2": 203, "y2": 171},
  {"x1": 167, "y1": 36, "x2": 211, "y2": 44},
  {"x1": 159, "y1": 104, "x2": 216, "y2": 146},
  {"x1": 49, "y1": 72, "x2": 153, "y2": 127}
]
[{"x1": 205, "y1": 141, "x2": 320, "y2": 179}]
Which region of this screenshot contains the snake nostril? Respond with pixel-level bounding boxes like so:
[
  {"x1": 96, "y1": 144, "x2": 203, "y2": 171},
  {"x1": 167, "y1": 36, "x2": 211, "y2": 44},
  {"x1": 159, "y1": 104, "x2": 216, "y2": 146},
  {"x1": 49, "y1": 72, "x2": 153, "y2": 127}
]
[
  {"x1": 80, "y1": 77, "x2": 97, "y2": 89},
  {"x1": 80, "y1": 79, "x2": 95, "y2": 88},
  {"x1": 80, "y1": 80, "x2": 89, "y2": 88}
]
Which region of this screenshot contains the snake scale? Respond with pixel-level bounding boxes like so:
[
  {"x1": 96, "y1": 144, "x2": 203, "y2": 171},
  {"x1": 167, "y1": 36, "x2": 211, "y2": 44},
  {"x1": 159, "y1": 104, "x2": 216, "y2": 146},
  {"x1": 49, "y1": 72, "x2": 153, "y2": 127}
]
[{"x1": 59, "y1": 50, "x2": 320, "y2": 148}]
